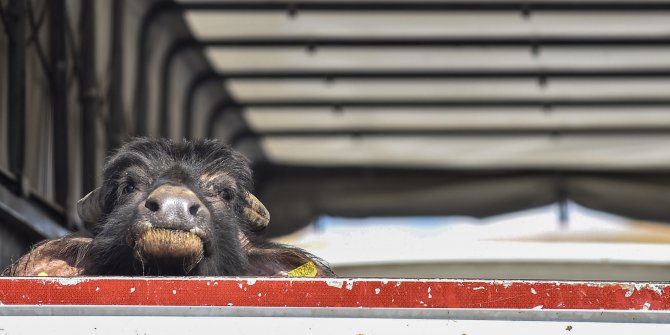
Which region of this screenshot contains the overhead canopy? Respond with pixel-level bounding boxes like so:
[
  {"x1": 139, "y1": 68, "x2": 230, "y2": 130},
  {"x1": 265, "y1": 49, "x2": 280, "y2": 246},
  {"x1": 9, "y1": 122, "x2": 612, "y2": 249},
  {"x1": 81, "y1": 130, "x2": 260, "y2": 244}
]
[{"x1": 174, "y1": 1, "x2": 670, "y2": 235}]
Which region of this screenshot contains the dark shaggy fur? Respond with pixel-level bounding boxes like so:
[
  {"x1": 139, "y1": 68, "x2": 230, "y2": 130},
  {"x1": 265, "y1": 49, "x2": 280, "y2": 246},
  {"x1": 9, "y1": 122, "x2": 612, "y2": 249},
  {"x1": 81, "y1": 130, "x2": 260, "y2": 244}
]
[{"x1": 4, "y1": 138, "x2": 333, "y2": 277}]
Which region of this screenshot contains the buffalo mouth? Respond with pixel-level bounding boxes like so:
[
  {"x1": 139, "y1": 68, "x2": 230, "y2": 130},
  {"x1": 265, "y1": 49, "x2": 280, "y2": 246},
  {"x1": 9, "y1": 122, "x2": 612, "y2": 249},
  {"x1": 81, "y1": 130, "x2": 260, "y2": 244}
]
[{"x1": 133, "y1": 227, "x2": 205, "y2": 270}]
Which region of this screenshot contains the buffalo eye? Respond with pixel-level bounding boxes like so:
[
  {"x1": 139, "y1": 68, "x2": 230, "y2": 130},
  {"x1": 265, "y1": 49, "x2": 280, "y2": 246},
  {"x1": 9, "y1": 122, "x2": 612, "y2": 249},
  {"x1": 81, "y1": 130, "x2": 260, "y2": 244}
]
[
  {"x1": 121, "y1": 182, "x2": 136, "y2": 194},
  {"x1": 220, "y1": 188, "x2": 233, "y2": 201}
]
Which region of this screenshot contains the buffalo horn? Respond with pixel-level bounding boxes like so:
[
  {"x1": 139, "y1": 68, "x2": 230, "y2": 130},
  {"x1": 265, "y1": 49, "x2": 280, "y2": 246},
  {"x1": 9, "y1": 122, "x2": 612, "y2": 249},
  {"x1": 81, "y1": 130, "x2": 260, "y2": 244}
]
[
  {"x1": 77, "y1": 187, "x2": 104, "y2": 224},
  {"x1": 242, "y1": 192, "x2": 270, "y2": 231}
]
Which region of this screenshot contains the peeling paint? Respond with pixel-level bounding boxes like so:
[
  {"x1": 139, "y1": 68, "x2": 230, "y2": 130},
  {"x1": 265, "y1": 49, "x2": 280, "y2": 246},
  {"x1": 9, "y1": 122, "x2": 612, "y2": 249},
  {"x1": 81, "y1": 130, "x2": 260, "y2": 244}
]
[
  {"x1": 326, "y1": 280, "x2": 343, "y2": 289},
  {"x1": 490, "y1": 280, "x2": 515, "y2": 289},
  {"x1": 533, "y1": 305, "x2": 544, "y2": 310},
  {"x1": 625, "y1": 288, "x2": 634, "y2": 298},
  {"x1": 643, "y1": 302, "x2": 651, "y2": 310},
  {"x1": 375, "y1": 288, "x2": 381, "y2": 295},
  {"x1": 473, "y1": 286, "x2": 485, "y2": 291},
  {"x1": 621, "y1": 283, "x2": 664, "y2": 298},
  {"x1": 428, "y1": 287, "x2": 432, "y2": 299},
  {"x1": 50, "y1": 278, "x2": 87, "y2": 286},
  {"x1": 130, "y1": 288, "x2": 135, "y2": 294},
  {"x1": 95, "y1": 287, "x2": 100, "y2": 292},
  {"x1": 647, "y1": 284, "x2": 664, "y2": 297},
  {"x1": 172, "y1": 290, "x2": 177, "y2": 295},
  {"x1": 621, "y1": 283, "x2": 636, "y2": 297},
  {"x1": 246, "y1": 279, "x2": 257, "y2": 285},
  {"x1": 346, "y1": 281, "x2": 354, "y2": 290},
  {"x1": 238, "y1": 283, "x2": 244, "y2": 289},
  {"x1": 530, "y1": 288, "x2": 537, "y2": 295}
]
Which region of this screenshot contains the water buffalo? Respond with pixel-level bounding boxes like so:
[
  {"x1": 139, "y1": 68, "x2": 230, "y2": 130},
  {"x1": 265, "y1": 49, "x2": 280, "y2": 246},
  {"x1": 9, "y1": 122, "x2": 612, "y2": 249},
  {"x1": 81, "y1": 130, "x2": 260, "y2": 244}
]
[{"x1": 5, "y1": 138, "x2": 333, "y2": 277}]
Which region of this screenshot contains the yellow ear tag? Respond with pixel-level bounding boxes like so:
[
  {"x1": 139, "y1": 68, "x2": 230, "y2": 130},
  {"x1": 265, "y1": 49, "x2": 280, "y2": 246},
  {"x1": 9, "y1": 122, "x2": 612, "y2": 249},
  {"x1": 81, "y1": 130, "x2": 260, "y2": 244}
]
[
  {"x1": 37, "y1": 272, "x2": 48, "y2": 277},
  {"x1": 287, "y1": 261, "x2": 318, "y2": 278}
]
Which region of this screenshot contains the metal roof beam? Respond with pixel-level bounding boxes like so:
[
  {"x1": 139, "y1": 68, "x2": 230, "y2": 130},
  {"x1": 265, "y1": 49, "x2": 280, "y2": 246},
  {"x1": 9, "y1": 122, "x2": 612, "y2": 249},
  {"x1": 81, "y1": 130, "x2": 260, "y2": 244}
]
[
  {"x1": 175, "y1": 2, "x2": 670, "y2": 12},
  {"x1": 234, "y1": 128, "x2": 670, "y2": 138},
  {"x1": 216, "y1": 99, "x2": 670, "y2": 109},
  {"x1": 229, "y1": 128, "x2": 670, "y2": 149},
  {"x1": 204, "y1": 69, "x2": 670, "y2": 80},
  {"x1": 186, "y1": 37, "x2": 670, "y2": 48}
]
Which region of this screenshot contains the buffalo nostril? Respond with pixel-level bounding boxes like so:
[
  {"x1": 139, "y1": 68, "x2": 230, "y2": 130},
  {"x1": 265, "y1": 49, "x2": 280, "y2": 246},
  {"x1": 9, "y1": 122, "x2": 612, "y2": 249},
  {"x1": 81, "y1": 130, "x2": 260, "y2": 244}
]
[
  {"x1": 189, "y1": 204, "x2": 200, "y2": 216},
  {"x1": 145, "y1": 199, "x2": 160, "y2": 212}
]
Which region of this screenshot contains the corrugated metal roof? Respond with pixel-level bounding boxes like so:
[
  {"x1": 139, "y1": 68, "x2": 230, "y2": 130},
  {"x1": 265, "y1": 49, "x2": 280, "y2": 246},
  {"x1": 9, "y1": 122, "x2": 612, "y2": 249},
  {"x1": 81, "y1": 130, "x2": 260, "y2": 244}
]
[{"x1": 171, "y1": 1, "x2": 670, "y2": 234}]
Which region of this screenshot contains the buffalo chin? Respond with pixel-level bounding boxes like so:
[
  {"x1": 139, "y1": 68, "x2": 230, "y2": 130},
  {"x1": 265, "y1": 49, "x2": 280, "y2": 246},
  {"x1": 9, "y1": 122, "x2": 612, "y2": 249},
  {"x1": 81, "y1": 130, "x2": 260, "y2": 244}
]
[{"x1": 134, "y1": 228, "x2": 204, "y2": 275}]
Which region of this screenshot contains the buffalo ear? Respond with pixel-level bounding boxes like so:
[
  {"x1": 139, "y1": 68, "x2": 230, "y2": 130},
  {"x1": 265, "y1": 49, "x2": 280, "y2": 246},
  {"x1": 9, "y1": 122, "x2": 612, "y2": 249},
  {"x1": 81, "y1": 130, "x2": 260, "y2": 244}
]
[
  {"x1": 77, "y1": 187, "x2": 104, "y2": 231},
  {"x1": 241, "y1": 191, "x2": 270, "y2": 232}
]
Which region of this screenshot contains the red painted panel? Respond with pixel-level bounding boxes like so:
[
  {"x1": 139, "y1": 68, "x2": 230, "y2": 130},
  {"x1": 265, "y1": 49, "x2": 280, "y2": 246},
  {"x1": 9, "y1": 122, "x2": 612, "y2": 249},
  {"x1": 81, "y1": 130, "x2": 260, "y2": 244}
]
[{"x1": 0, "y1": 278, "x2": 669, "y2": 310}]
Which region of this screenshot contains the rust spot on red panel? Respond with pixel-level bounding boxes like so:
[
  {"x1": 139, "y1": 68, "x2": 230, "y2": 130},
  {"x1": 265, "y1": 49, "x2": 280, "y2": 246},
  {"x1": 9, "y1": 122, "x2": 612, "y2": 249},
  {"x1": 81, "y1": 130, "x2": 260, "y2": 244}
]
[{"x1": 0, "y1": 278, "x2": 668, "y2": 310}]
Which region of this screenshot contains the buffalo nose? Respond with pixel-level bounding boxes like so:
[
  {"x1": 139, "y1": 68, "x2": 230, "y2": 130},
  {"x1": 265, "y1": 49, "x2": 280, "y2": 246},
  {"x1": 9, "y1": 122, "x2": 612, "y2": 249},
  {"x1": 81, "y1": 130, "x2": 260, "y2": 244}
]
[{"x1": 144, "y1": 185, "x2": 208, "y2": 227}]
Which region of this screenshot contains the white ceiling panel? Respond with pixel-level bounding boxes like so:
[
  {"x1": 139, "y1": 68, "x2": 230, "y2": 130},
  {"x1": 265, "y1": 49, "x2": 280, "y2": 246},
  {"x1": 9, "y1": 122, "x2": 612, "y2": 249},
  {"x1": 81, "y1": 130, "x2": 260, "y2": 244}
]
[
  {"x1": 538, "y1": 48, "x2": 670, "y2": 69},
  {"x1": 260, "y1": 136, "x2": 670, "y2": 169},
  {"x1": 206, "y1": 48, "x2": 670, "y2": 71},
  {"x1": 226, "y1": 80, "x2": 670, "y2": 101},
  {"x1": 227, "y1": 80, "x2": 539, "y2": 100},
  {"x1": 206, "y1": 48, "x2": 538, "y2": 71},
  {"x1": 532, "y1": 13, "x2": 670, "y2": 36},
  {"x1": 185, "y1": 12, "x2": 670, "y2": 38},
  {"x1": 547, "y1": 80, "x2": 670, "y2": 99},
  {"x1": 185, "y1": 13, "x2": 532, "y2": 38},
  {"x1": 244, "y1": 108, "x2": 670, "y2": 131}
]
